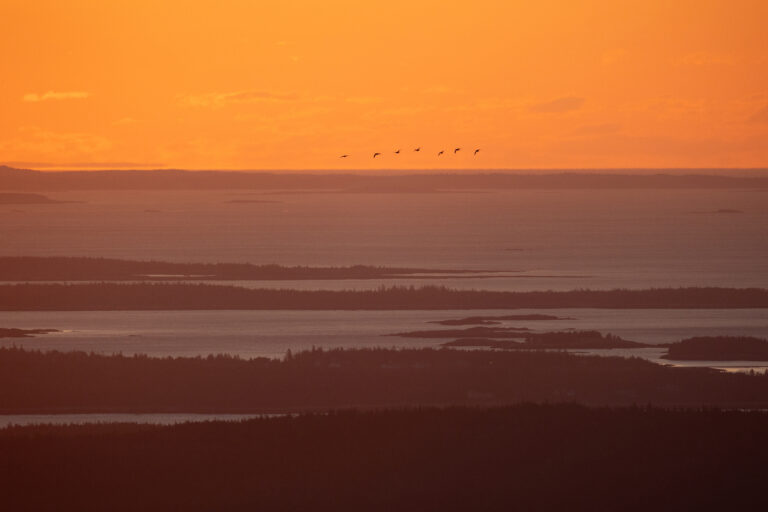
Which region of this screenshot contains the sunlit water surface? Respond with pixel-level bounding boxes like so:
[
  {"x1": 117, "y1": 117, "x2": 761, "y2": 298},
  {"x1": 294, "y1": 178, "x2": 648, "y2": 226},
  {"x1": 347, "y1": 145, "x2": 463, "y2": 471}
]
[{"x1": 2, "y1": 308, "x2": 767, "y2": 372}]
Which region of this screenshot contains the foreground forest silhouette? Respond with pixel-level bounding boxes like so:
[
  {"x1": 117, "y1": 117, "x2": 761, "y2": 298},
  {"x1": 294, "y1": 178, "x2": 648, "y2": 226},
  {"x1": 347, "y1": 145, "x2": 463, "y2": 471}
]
[{"x1": 2, "y1": 405, "x2": 767, "y2": 511}]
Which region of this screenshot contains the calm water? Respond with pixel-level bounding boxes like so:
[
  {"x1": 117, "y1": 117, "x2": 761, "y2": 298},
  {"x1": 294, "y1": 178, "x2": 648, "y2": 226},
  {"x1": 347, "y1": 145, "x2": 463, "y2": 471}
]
[
  {"x1": 3, "y1": 189, "x2": 768, "y2": 290},
  {"x1": 2, "y1": 188, "x2": 768, "y2": 372},
  {"x1": 0, "y1": 413, "x2": 274, "y2": 428},
  {"x1": 2, "y1": 309, "x2": 767, "y2": 371}
]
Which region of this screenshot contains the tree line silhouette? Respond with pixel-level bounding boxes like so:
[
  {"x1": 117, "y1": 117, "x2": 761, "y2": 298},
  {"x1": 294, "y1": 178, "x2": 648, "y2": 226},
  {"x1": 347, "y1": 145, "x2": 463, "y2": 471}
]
[
  {"x1": 664, "y1": 336, "x2": 768, "y2": 360},
  {"x1": 2, "y1": 283, "x2": 767, "y2": 310},
  {"x1": 0, "y1": 256, "x2": 444, "y2": 281},
  {"x1": 2, "y1": 347, "x2": 767, "y2": 413}
]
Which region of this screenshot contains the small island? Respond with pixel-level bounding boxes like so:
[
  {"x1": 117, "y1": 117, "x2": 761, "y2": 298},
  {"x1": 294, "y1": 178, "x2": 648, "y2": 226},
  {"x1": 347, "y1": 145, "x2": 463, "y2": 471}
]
[
  {"x1": 663, "y1": 336, "x2": 768, "y2": 361},
  {"x1": 225, "y1": 199, "x2": 282, "y2": 204},
  {"x1": 390, "y1": 326, "x2": 531, "y2": 339},
  {"x1": 442, "y1": 330, "x2": 650, "y2": 350},
  {"x1": 429, "y1": 314, "x2": 571, "y2": 326},
  {"x1": 0, "y1": 327, "x2": 59, "y2": 338}
]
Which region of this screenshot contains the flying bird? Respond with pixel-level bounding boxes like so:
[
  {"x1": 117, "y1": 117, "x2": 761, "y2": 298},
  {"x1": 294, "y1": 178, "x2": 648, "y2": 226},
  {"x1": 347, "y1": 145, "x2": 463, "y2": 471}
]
[
  {"x1": 414, "y1": 147, "x2": 421, "y2": 152},
  {"x1": 474, "y1": 149, "x2": 480, "y2": 156},
  {"x1": 438, "y1": 150, "x2": 444, "y2": 156},
  {"x1": 454, "y1": 147, "x2": 461, "y2": 154},
  {"x1": 373, "y1": 152, "x2": 381, "y2": 158},
  {"x1": 340, "y1": 154, "x2": 349, "y2": 158}
]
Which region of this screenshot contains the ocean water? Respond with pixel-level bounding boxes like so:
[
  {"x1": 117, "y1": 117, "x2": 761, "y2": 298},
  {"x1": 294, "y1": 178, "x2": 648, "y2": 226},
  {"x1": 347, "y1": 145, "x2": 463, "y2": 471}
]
[
  {"x1": 2, "y1": 188, "x2": 767, "y2": 372},
  {"x1": 2, "y1": 189, "x2": 768, "y2": 290}
]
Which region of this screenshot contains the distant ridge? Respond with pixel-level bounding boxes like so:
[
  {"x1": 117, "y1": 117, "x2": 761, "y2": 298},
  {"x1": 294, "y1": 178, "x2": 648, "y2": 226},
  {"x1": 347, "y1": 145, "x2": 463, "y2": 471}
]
[{"x1": 2, "y1": 166, "x2": 768, "y2": 191}]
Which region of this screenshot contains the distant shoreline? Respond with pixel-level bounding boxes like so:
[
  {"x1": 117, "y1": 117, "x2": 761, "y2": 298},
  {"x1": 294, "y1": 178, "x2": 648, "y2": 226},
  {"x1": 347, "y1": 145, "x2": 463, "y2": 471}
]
[
  {"x1": 0, "y1": 256, "x2": 511, "y2": 282},
  {"x1": 1, "y1": 283, "x2": 766, "y2": 310},
  {"x1": 0, "y1": 192, "x2": 80, "y2": 205},
  {"x1": 2, "y1": 166, "x2": 768, "y2": 191},
  {"x1": 0, "y1": 328, "x2": 59, "y2": 338}
]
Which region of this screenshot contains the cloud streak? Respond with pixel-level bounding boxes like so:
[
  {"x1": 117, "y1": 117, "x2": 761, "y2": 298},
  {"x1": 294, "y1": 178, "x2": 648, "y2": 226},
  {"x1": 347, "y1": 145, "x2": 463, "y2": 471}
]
[
  {"x1": 180, "y1": 90, "x2": 299, "y2": 107},
  {"x1": 22, "y1": 91, "x2": 91, "y2": 102},
  {"x1": 530, "y1": 96, "x2": 585, "y2": 114}
]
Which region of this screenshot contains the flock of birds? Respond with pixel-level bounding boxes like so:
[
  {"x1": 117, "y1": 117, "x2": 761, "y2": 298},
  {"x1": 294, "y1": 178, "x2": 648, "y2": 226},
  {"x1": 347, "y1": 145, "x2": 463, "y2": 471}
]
[{"x1": 339, "y1": 147, "x2": 480, "y2": 158}]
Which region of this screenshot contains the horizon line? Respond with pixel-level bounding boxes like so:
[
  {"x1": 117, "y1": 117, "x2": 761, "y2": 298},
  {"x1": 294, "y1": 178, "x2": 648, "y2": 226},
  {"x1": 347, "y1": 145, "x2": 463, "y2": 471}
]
[{"x1": 3, "y1": 165, "x2": 768, "y2": 174}]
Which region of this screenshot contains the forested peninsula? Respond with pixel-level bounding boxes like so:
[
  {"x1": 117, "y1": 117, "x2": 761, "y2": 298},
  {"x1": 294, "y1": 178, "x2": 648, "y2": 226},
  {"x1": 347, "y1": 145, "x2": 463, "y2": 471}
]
[
  {"x1": 2, "y1": 347, "x2": 767, "y2": 413},
  {"x1": 1, "y1": 283, "x2": 766, "y2": 310}
]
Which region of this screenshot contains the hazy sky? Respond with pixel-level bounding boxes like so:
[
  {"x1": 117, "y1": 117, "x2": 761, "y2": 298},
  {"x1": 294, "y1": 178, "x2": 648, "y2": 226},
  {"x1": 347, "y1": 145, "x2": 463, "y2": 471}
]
[{"x1": 1, "y1": 0, "x2": 767, "y2": 170}]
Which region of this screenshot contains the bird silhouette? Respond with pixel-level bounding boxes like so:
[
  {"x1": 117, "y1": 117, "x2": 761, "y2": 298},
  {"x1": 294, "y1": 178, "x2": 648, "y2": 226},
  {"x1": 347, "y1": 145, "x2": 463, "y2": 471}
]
[
  {"x1": 473, "y1": 149, "x2": 480, "y2": 156},
  {"x1": 373, "y1": 152, "x2": 381, "y2": 158},
  {"x1": 394, "y1": 149, "x2": 400, "y2": 154},
  {"x1": 414, "y1": 147, "x2": 421, "y2": 152},
  {"x1": 454, "y1": 147, "x2": 461, "y2": 154},
  {"x1": 438, "y1": 150, "x2": 444, "y2": 156},
  {"x1": 340, "y1": 154, "x2": 349, "y2": 158}
]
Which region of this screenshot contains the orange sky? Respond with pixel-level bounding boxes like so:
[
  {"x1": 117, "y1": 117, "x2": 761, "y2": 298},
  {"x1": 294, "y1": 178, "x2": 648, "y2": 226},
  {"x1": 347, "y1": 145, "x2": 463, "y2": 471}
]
[{"x1": 1, "y1": 0, "x2": 767, "y2": 170}]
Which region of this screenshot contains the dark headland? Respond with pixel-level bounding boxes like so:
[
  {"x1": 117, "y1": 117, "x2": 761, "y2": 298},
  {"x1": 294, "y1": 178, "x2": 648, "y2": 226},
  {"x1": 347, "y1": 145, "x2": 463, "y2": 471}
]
[{"x1": 663, "y1": 336, "x2": 768, "y2": 361}]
